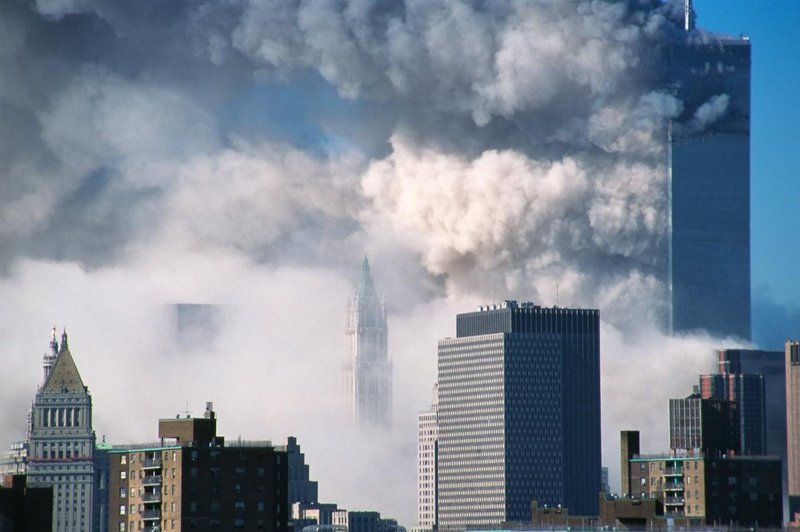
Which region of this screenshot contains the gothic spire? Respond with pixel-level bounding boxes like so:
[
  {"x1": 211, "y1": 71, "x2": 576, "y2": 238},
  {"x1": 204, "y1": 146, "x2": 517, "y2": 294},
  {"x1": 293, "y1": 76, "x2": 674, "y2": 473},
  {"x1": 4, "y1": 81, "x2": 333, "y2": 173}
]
[{"x1": 357, "y1": 256, "x2": 377, "y2": 302}]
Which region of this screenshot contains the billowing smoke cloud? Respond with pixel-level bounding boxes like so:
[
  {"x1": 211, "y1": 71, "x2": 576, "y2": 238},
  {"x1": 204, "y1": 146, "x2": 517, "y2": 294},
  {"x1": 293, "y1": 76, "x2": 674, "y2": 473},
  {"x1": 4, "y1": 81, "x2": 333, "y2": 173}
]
[{"x1": 0, "y1": 0, "x2": 753, "y2": 523}]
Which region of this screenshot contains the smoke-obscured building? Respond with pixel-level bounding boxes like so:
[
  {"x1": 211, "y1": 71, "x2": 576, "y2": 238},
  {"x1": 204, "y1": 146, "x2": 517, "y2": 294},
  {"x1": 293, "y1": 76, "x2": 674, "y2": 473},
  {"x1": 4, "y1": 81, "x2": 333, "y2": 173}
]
[
  {"x1": 416, "y1": 385, "x2": 438, "y2": 529},
  {"x1": 437, "y1": 301, "x2": 600, "y2": 528},
  {"x1": 27, "y1": 329, "x2": 98, "y2": 532},
  {"x1": 343, "y1": 257, "x2": 392, "y2": 429},
  {"x1": 667, "y1": 3, "x2": 752, "y2": 340}
]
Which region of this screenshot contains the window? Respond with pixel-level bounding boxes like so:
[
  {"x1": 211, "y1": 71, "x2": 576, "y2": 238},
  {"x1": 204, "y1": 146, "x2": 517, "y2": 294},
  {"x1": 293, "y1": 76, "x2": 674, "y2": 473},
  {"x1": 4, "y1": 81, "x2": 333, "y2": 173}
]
[
  {"x1": 119, "y1": 505, "x2": 126, "y2": 516},
  {"x1": 190, "y1": 502, "x2": 197, "y2": 513},
  {"x1": 121, "y1": 456, "x2": 127, "y2": 465},
  {"x1": 120, "y1": 488, "x2": 127, "y2": 498},
  {"x1": 119, "y1": 524, "x2": 126, "y2": 532},
  {"x1": 235, "y1": 502, "x2": 245, "y2": 512},
  {"x1": 120, "y1": 471, "x2": 127, "y2": 480}
]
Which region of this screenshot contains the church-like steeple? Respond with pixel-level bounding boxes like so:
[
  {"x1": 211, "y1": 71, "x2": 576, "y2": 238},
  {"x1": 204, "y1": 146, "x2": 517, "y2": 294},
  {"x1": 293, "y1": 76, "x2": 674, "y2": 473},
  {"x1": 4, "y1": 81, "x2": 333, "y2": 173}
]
[
  {"x1": 60, "y1": 328, "x2": 69, "y2": 353},
  {"x1": 42, "y1": 326, "x2": 59, "y2": 384}
]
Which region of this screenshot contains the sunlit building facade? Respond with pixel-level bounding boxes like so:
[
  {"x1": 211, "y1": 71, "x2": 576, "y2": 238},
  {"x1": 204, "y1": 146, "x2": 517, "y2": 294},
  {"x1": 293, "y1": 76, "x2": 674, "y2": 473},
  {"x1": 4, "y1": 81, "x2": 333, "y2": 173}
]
[{"x1": 437, "y1": 301, "x2": 600, "y2": 529}]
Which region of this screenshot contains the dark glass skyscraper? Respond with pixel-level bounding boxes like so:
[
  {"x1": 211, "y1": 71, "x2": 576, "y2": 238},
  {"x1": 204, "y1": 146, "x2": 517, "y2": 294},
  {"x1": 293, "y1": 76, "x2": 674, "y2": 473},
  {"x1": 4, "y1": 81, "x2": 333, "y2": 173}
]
[
  {"x1": 437, "y1": 301, "x2": 600, "y2": 529},
  {"x1": 699, "y1": 372, "x2": 766, "y2": 455},
  {"x1": 668, "y1": 9, "x2": 752, "y2": 340}
]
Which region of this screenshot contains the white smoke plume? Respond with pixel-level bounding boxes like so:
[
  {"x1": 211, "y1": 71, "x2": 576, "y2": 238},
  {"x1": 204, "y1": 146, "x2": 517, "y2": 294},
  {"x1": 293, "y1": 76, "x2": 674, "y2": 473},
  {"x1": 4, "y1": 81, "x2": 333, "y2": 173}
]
[{"x1": 0, "y1": 0, "x2": 751, "y2": 523}]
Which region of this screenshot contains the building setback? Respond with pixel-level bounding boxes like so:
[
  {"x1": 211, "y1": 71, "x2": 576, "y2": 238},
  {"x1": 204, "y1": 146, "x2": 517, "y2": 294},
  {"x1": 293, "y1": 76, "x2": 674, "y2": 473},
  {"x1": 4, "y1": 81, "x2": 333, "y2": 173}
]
[
  {"x1": 107, "y1": 403, "x2": 288, "y2": 532},
  {"x1": 343, "y1": 257, "x2": 392, "y2": 429},
  {"x1": 27, "y1": 329, "x2": 98, "y2": 532},
  {"x1": 437, "y1": 301, "x2": 601, "y2": 529}
]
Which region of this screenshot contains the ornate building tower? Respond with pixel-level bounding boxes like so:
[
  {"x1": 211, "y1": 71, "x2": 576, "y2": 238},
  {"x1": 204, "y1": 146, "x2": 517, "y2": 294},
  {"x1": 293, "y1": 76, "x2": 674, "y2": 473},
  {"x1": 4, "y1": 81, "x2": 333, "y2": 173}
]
[
  {"x1": 27, "y1": 329, "x2": 97, "y2": 532},
  {"x1": 343, "y1": 257, "x2": 392, "y2": 429}
]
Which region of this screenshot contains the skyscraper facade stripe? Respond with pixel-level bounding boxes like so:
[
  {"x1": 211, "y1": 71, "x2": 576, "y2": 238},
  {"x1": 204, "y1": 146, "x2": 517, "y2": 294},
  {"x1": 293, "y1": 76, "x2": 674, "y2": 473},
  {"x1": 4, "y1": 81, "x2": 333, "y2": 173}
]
[{"x1": 437, "y1": 301, "x2": 600, "y2": 529}]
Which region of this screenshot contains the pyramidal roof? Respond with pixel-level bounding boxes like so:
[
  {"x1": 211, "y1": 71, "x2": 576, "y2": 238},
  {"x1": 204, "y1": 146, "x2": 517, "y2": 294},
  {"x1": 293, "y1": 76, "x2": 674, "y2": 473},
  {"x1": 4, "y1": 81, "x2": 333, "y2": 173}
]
[{"x1": 42, "y1": 332, "x2": 86, "y2": 394}]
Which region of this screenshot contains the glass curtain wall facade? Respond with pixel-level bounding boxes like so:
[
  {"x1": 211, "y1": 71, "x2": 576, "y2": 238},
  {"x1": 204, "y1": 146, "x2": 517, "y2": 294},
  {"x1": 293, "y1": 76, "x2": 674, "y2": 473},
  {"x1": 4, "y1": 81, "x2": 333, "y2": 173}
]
[
  {"x1": 437, "y1": 301, "x2": 600, "y2": 529},
  {"x1": 699, "y1": 372, "x2": 766, "y2": 455},
  {"x1": 668, "y1": 35, "x2": 752, "y2": 340}
]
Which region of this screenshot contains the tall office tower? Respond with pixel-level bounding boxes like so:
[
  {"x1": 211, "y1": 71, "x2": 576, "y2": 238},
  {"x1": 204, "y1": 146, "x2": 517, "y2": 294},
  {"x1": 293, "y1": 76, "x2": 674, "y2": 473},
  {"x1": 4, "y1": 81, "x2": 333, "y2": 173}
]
[
  {"x1": 343, "y1": 257, "x2": 392, "y2": 429},
  {"x1": 27, "y1": 329, "x2": 97, "y2": 532},
  {"x1": 716, "y1": 349, "x2": 786, "y2": 459},
  {"x1": 699, "y1": 372, "x2": 766, "y2": 454},
  {"x1": 668, "y1": 1, "x2": 752, "y2": 340},
  {"x1": 669, "y1": 393, "x2": 739, "y2": 456},
  {"x1": 437, "y1": 301, "x2": 600, "y2": 528},
  {"x1": 417, "y1": 384, "x2": 438, "y2": 529},
  {"x1": 786, "y1": 341, "x2": 800, "y2": 521}
]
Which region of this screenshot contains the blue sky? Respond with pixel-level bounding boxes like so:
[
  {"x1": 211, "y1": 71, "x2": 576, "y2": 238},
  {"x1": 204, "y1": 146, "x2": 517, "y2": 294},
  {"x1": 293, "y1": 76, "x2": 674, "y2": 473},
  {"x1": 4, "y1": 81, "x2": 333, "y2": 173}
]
[{"x1": 697, "y1": 1, "x2": 800, "y2": 344}]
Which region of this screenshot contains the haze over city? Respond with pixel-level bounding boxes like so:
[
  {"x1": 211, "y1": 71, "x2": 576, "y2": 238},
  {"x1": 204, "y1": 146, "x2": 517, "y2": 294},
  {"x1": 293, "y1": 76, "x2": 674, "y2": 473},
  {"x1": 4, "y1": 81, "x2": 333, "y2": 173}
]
[{"x1": 0, "y1": 0, "x2": 798, "y2": 526}]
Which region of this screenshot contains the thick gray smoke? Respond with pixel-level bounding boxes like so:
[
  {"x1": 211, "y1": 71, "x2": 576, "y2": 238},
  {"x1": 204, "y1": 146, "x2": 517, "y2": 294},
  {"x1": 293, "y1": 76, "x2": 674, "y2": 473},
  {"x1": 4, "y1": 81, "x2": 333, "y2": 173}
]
[{"x1": 0, "y1": 0, "x2": 744, "y2": 523}]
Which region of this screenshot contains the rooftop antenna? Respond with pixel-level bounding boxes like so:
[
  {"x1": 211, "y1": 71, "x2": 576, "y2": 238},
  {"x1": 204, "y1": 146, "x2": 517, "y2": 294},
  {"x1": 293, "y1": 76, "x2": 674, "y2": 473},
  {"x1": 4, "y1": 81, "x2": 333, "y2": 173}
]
[
  {"x1": 684, "y1": 0, "x2": 696, "y2": 31},
  {"x1": 556, "y1": 284, "x2": 559, "y2": 307},
  {"x1": 179, "y1": 402, "x2": 192, "y2": 419}
]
